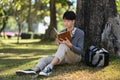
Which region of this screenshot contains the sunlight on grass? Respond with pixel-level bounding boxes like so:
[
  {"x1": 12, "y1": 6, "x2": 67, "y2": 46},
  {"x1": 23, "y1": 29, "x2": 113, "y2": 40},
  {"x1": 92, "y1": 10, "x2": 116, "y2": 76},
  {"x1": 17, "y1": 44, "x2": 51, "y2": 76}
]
[
  {"x1": 0, "y1": 60, "x2": 38, "y2": 75},
  {"x1": 0, "y1": 38, "x2": 120, "y2": 80}
]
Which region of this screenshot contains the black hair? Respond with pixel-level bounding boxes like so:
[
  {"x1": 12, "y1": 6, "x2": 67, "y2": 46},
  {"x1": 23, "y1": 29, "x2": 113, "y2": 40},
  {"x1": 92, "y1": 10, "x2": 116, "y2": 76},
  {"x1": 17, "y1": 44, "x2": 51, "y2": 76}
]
[{"x1": 63, "y1": 11, "x2": 76, "y2": 20}]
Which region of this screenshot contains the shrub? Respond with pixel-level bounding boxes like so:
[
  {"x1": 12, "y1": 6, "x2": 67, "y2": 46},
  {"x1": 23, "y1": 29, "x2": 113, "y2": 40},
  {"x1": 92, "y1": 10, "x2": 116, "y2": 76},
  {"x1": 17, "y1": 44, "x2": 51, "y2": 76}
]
[
  {"x1": 21, "y1": 32, "x2": 41, "y2": 39},
  {"x1": 21, "y1": 33, "x2": 32, "y2": 39},
  {"x1": 33, "y1": 33, "x2": 41, "y2": 39}
]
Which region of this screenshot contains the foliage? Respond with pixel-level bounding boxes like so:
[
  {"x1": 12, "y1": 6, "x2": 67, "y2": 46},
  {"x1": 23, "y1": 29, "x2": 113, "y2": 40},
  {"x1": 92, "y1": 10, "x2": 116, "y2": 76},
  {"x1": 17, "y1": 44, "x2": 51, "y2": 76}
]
[
  {"x1": 0, "y1": 39, "x2": 120, "y2": 80},
  {"x1": 116, "y1": 0, "x2": 120, "y2": 15},
  {"x1": 5, "y1": 17, "x2": 18, "y2": 32},
  {"x1": 0, "y1": 0, "x2": 76, "y2": 33},
  {"x1": 56, "y1": 0, "x2": 76, "y2": 31}
]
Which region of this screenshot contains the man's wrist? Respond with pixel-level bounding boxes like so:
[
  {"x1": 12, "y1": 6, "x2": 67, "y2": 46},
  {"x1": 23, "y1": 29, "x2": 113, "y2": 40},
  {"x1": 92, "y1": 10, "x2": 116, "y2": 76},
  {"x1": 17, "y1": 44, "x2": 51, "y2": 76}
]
[{"x1": 69, "y1": 44, "x2": 72, "y2": 48}]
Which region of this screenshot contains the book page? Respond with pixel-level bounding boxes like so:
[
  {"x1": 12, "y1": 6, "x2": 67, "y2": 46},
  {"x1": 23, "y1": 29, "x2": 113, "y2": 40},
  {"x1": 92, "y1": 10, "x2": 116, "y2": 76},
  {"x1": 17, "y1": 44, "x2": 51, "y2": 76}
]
[{"x1": 54, "y1": 28, "x2": 59, "y2": 34}]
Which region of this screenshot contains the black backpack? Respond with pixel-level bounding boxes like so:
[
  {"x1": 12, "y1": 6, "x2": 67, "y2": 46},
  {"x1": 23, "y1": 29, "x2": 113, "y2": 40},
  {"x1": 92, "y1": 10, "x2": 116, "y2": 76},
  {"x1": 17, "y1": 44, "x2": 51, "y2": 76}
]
[{"x1": 85, "y1": 45, "x2": 109, "y2": 67}]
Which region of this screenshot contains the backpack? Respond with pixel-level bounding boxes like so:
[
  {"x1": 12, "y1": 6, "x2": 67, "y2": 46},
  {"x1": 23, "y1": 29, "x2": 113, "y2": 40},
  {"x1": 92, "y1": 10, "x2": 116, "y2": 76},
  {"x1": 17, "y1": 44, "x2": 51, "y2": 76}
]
[{"x1": 84, "y1": 45, "x2": 109, "y2": 67}]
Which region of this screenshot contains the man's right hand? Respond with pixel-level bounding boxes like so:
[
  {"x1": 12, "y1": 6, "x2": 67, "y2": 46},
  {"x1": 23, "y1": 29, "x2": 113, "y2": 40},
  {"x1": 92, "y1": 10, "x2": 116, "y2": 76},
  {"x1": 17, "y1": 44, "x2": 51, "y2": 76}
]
[{"x1": 55, "y1": 38, "x2": 62, "y2": 45}]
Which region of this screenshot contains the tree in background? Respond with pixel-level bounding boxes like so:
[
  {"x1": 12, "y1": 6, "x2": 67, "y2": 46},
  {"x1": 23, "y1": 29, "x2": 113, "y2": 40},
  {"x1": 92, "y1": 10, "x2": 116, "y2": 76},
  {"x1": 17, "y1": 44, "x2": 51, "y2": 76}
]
[
  {"x1": 0, "y1": 0, "x2": 50, "y2": 32},
  {"x1": 27, "y1": 0, "x2": 43, "y2": 32},
  {"x1": 0, "y1": 9, "x2": 8, "y2": 33},
  {"x1": 43, "y1": 0, "x2": 57, "y2": 40},
  {"x1": 43, "y1": 0, "x2": 74, "y2": 40}
]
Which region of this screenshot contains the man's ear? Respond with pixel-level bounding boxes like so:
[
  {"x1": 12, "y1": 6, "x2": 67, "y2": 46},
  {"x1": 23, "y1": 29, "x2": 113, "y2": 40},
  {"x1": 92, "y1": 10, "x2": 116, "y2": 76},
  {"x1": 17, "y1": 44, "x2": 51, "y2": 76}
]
[{"x1": 72, "y1": 20, "x2": 75, "y2": 24}]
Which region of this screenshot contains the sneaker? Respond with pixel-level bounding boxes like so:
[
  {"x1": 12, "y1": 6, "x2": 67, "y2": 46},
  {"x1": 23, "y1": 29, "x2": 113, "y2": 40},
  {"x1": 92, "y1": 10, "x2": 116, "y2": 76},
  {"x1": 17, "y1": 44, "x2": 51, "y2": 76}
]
[
  {"x1": 16, "y1": 69, "x2": 36, "y2": 76},
  {"x1": 39, "y1": 67, "x2": 52, "y2": 76}
]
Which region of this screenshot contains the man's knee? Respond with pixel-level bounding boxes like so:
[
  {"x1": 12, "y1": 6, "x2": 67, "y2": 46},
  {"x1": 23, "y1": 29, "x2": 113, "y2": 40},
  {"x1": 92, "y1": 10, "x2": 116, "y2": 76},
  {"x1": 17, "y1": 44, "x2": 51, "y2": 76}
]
[
  {"x1": 59, "y1": 44, "x2": 69, "y2": 51},
  {"x1": 39, "y1": 57, "x2": 53, "y2": 64},
  {"x1": 59, "y1": 44, "x2": 68, "y2": 47},
  {"x1": 36, "y1": 57, "x2": 54, "y2": 70}
]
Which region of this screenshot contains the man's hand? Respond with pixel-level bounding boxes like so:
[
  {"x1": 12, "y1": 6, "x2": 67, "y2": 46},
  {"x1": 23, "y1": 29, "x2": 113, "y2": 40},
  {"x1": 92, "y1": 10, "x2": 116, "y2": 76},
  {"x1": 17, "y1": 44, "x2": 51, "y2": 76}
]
[
  {"x1": 60, "y1": 37, "x2": 72, "y2": 48},
  {"x1": 55, "y1": 38, "x2": 62, "y2": 45}
]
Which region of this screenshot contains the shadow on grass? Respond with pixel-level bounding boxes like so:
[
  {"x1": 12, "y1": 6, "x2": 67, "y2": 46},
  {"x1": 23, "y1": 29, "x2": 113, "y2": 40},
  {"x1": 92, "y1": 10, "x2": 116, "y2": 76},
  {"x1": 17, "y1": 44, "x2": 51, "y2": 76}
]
[
  {"x1": 0, "y1": 48, "x2": 56, "y2": 72},
  {"x1": 0, "y1": 55, "x2": 120, "y2": 80},
  {"x1": 13, "y1": 40, "x2": 55, "y2": 46},
  {"x1": 0, "y1": 57, "x2": 40, "y2": 72},
  {"x1": 109, "y1": 54, "x2": 120, "y2": 71},
  {"x1": 35, "y1": 63, "x2": 102, "y2": 79},
  {"x1": 0, "y1": 48, "x2": 56, "y2": 55},
  {"x1": 0, "y1": 47, "x2": 56, "y2": 80},
  {"x1": 0, "y1": 39, "x2": 120, "y2": 79},
  {"x1": 39, "y1": 54, "x2": 120, "y2": 79},
  {"x1": 0, "y1": 39, "x2": 56, "y2": 49},
  {"x1": 0, "y1": 41, "x2": 15, "y2": 48}
]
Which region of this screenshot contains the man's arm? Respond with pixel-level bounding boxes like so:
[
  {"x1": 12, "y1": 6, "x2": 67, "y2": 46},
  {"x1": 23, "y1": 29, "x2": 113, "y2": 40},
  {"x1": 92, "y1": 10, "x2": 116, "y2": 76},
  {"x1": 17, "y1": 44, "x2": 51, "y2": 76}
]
[{"x1": 71, "y1": 33, "x2": 84, "y2": 55}]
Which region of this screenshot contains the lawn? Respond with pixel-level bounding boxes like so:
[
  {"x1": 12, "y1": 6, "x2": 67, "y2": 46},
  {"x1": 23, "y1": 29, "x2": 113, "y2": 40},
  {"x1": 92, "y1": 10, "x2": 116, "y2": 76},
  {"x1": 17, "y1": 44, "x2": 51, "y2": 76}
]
[{"x1": 0, "y1": 38, "x2": 120, "y2": 80}]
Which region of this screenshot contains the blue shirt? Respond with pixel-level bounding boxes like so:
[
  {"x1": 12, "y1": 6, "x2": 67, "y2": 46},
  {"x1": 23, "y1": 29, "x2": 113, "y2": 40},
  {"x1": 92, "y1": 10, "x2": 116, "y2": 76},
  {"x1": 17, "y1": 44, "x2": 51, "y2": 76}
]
[{"x1": 61, "y1": 27, "x2": 84, "y2": 55}]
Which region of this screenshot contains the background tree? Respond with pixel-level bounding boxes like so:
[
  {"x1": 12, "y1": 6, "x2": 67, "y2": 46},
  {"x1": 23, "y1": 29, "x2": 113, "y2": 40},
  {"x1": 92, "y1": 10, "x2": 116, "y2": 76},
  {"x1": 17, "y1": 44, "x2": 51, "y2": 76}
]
[
  {"x1": 0, "y1": 0, "x2": 50, "y2": 32},
  {"x1": 0, "y1": 0, "x2": 10, "y2": 33},
  {"x1": 75, "y1": 0, "x2": 119, "y2": 55},
  {"x1": 27, "y1": 0, "x2": 43, "y2": 32},
  {"x1": 0, "y1": 10, "x2": 8, "y2": 33},
  {"x1": 43, "y1": 0, "x2": 74, "y2": 40},
  {"x1": 43, "y1": 0, "x2": 57, "y2": 40}
]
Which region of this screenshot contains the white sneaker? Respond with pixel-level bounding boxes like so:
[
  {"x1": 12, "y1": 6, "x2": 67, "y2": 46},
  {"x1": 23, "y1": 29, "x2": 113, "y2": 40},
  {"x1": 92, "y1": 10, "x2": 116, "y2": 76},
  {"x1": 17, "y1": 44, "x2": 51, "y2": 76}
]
[
  {"x1": 16, "y1": 69, "x2": 36, "y2": 76},
  {"x1": 39, "y1": 67, "x2": 52, "y2": 76}
]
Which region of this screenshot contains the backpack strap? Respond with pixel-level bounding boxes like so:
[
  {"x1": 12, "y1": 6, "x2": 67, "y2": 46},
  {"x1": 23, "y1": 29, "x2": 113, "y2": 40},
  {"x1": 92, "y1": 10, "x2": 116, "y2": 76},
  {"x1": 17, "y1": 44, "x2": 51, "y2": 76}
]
[
  {"x1": 89, "y1": 47, "x2": 100, "y2": 63},
  {"x1": 89, "y1": 46, "x2": 101, "y2": 67},
  {"x1": 91, "y1": 54, "x2": 103, "y2": 67}
]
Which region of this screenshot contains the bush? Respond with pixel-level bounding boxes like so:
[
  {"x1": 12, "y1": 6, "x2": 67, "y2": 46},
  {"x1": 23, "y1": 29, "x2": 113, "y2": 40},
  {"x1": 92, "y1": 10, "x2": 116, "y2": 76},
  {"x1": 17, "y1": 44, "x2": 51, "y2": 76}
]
[
  {"x1": 33, "y1": 33, "x2": 41, "y2": 39},
  {"x1": 21, "y1": 33, "x2": 31, "y2": 39},
  {"x1": 21, "y1": 32, "x2": 41, "y2": 39}
]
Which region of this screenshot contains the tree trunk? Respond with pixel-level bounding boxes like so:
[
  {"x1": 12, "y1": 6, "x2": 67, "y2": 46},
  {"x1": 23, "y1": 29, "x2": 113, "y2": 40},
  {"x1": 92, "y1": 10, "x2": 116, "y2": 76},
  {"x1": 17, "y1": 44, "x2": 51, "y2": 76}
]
[
  {"x1": 27, "y1": 0, "x2": 41, "y2": 32},
  {"x1": 75, "y1": 0, "x2": 117, "y2": 50},
  {"x1": 27, "y1": 0, "x2": 33, "y2": 32},
  {"x1": 0, "y1": 16, "x2": 8, "y2": 33},
  {"x1": 17, "y1": 22, "x2": 21, "y2": 44},
  {"x1": 42, "y1": 0, "x2": 57, "y2": 40},
  {"x1": 0, "y1": 10, "x2": 8, "y2": 33}
]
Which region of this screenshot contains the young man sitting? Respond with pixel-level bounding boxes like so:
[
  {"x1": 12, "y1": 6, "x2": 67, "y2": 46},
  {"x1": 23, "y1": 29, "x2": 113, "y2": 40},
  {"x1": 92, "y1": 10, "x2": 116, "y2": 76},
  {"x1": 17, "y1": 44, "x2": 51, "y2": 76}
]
[{"x1": 16, "y1": 11, "x2": 84, "y2": 76}]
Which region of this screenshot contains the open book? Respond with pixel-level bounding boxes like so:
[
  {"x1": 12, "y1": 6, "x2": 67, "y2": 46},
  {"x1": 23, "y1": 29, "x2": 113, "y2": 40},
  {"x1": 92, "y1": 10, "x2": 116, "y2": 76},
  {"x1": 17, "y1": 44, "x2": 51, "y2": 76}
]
[{"x1": 54, "y1": 28, "x2": 72, "y2": 41}]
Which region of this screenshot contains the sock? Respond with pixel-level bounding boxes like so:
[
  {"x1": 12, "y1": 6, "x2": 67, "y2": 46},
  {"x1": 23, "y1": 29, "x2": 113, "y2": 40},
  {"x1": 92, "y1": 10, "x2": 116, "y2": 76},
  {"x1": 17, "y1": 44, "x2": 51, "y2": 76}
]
[
  {"x1": 46, "y1": 64, "x2": 53, "y2": 69},
  {"x1": 33, "y1": 67, "x2": 40, "y2": 72}
]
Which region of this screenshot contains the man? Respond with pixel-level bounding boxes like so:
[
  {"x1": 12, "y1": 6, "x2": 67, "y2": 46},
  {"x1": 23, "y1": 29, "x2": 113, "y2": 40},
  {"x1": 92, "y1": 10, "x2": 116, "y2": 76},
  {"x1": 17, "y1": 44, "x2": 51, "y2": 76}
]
[{"x1": 16, "y1": 11, "x2": 84, "y2": 76}]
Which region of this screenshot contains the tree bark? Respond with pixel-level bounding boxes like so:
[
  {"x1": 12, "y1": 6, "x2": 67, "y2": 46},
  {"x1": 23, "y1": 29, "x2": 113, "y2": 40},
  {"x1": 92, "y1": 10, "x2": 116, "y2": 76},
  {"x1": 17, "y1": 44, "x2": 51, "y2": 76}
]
[
  {"x1": 0, "y1": 10, "x2": 8, "y2": 33},
  {"x1": 0, "y1": 16, "x2": 8, "y2": 33},
  {"x1": 27, "y1": 0, "x2": 41, "y2": 32},
  {"x1": 27, "y1": 0, "x2": 33, "y2": 32},
  {"x1": 75, "y1": 0, "x2": 117, "y2": 49},
  {"x1": 42, "y1": 0, "x2": 57, "y2": 40}
]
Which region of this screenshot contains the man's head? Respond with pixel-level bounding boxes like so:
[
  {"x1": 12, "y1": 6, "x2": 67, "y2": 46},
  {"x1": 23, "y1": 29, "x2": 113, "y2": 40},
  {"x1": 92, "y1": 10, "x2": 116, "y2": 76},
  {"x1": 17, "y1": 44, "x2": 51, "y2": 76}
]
[
  {"x1": 63, "y1": 11, "x2": 76, "y2": 20},
  {"x1": 63, "y1": 11, "x2": 76, "y2": 28}
]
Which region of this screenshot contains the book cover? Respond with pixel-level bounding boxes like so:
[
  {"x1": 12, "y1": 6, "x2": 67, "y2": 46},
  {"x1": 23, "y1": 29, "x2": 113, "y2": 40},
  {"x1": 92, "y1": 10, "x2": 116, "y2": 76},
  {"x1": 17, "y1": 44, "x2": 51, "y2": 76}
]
[{"x1": 54, "y1": 28, "x2": 72, "y2": 41}]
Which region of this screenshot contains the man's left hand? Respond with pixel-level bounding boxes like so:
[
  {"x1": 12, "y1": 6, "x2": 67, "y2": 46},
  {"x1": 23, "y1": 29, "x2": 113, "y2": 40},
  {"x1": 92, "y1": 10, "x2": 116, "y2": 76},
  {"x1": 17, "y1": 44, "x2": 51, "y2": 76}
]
[{"x1": 61, "y1": 37, "x2": 72, "y2": 48}]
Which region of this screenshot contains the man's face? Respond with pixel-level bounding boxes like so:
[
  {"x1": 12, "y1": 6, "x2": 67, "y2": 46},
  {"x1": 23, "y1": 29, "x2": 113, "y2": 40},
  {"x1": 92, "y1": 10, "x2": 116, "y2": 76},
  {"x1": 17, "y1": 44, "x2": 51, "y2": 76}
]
[{"x1": 63, "y1": 19, "x2": 74, "y2": 28}]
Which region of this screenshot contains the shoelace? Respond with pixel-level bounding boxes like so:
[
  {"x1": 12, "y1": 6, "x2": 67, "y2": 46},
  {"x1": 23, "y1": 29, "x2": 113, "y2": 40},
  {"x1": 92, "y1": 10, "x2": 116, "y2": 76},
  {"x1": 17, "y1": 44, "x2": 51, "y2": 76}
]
[{"x1": 43, "y1": 67, "x2": 51, "y2": 73}]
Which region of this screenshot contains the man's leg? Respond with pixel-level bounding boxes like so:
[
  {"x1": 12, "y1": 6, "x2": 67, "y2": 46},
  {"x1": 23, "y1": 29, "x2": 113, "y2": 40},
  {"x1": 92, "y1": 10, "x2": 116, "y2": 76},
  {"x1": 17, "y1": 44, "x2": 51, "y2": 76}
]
[
  {"x1": 44, "y1": 43, "x2": 82, "y2": 69},
  {"x1": 16, "y1": 56, "x2": 54, "y2": 76},
  {"x1": 36, "y1": 44, "x2": 68, "y2": 71},
  {"x1": 45, "y1": 44, "x2": 69, "y2": 68},
  {"x1": 36, "y1": 42, "x2": 80, "y2": 72},
  {"x1": 39, "y1": 44, "x2": 70, "y2": 76},
  {"x1": 35, "y1": 56, "x2": 54, "y2": 71}
]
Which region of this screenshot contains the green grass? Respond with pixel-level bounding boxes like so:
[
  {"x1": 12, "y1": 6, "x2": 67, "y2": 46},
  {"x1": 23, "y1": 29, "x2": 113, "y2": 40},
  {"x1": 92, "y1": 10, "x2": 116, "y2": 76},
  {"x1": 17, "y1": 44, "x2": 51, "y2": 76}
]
[{"x1": 0, "y1": 38, "x2": 120, "y2": 80}]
